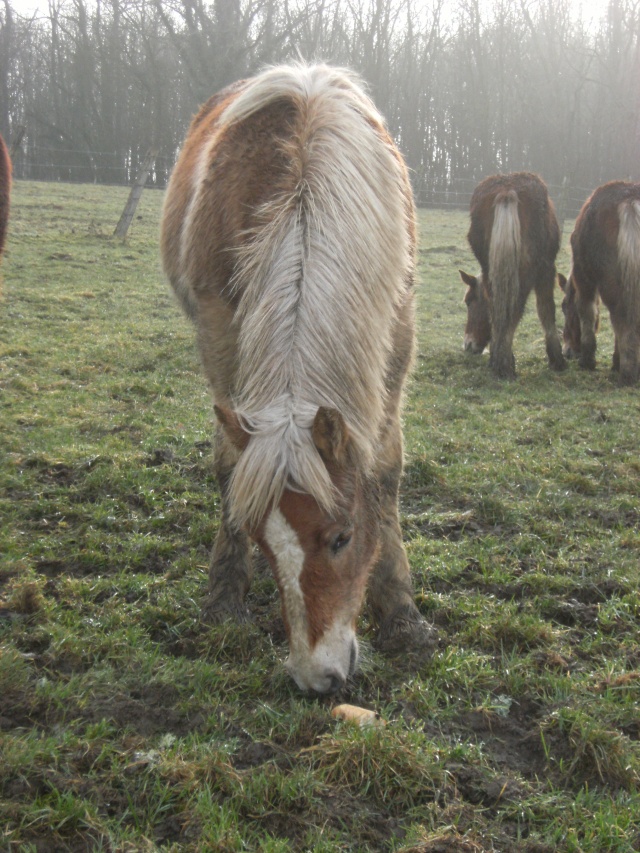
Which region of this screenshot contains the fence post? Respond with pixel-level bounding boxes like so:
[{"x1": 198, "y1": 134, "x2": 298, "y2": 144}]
[
  {"x1": 114, "y1": 148, "x2": 158, "y2": 239},
  {"x1": 9, "y1": 126, "x2": 26, "y2": 160}
]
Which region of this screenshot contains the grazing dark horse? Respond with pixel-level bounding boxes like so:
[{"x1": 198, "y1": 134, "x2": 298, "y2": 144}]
[
  {"x1": 559, "y1": 181, "x2": 640, "y2": 385},
  {"x1": 459, "y1": 172, "x2": 566, "y2": 379},
  {"x1": 161, "y1": 64, "x2": 432, "y2": 694},
  {"x1": 0, "y1": 133, "x2": 11, "y2": 272},
  {"x1": 557, "y1": 272, "x2": 600, "y2": 362}
]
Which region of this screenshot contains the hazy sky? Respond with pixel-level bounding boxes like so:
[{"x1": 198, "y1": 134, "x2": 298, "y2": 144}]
[{"x1": 6, "y1": 0, "x2": 611, "y2": 26}]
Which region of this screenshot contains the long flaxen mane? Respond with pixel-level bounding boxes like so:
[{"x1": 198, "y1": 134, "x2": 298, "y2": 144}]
[{"x1": 218, "y1": 65, "x2": 414, "y2": 527}]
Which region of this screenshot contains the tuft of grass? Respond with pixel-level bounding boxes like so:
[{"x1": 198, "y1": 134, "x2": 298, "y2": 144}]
[
  {"x1": 541, "y1": 706, "x2": 640, "y2": 791},
  {"x1": 305, "y1": 726, "x2": 445, "y2": 814}
]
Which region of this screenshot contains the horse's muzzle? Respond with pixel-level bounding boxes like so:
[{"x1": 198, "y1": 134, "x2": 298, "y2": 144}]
[
  {"x1": 287, "y1": 637, "x2": 358, "y2": 695},
  {"x1": 464, "y1": 336, "x2": 485, "y2": 354}
]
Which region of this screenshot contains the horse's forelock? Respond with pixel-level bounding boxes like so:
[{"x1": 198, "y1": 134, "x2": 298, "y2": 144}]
[{"x1": 227, "y1": 408, "x2": 338, "y2": 529}]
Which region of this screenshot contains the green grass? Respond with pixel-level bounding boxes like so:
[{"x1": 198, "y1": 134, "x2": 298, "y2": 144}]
[{"x1": 1, "y1": 181, "x2": 640, "y2": 852}]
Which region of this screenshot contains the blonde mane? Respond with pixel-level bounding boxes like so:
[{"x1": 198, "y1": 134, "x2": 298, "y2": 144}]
[{"x1": 218, "y1": 64, "x2": 414, "y2": 527}]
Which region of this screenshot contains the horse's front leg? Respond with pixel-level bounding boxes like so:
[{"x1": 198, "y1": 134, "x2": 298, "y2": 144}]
[
  {"x1": 576, "y1": 289, "x2": 599, "y2": 371},
  {"x1": 367, "y1": 418, "x2": 436, "y2": 653},
  {"x1": 201, "y1": 428, "x2": 253, "y2": 624}
]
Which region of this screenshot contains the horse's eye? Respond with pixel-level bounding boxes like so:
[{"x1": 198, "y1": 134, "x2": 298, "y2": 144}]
[{"x1": 331, "y1": 531, "x2": 352, "y2": 554}]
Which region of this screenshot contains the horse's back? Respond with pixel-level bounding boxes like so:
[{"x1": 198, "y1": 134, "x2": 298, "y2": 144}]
[
  {"x1": 162, "y1": 65, "x2": 414, "y2": 313},
  {"x1": 160, "y1": 79, "x2": 251, "y2": 312},
  {"x1": 469, "y1": 172, "x2": 558, "y2": 269},
  {"x1": 161, "y1": 64, "x2": 416, "y2": 506},
  {"x1": 573, "y1": 181, "x2": 640, "y2": 260},
  {"x1": 572, "y1": 181, "x2": 640, "y2": 308}
]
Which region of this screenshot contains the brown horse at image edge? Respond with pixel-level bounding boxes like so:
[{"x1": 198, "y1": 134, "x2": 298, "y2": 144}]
[
  {"x1": 160, "y1": 64, "x2": 434, "y2": 694},
  {"x1": 460, "y1": 172, "x2": 566, "y2": 379},
  {"x1": 559, "y1": 181, "x2": 640, "y2": 385}
]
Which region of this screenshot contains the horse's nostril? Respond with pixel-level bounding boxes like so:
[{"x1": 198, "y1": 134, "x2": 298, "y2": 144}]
[{"x1": 325, "y1": 672, "x2": 345, "y2": 694}]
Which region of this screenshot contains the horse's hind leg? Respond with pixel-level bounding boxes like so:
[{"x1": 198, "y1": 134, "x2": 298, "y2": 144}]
[
  {"x1": 367, "y1": 416, "x2": 436, "y2": 654},
  {"x1": 535, "y1": 270, "x2": 566, "y2": 371},
  {"x1": 202, "y1": 428, "x2": 253, "y2": 624}
]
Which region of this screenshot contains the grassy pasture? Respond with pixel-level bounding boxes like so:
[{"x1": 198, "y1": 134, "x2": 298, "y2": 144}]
[{"x1": 1, "y1": 180, "x2": 640, "y2": 852}]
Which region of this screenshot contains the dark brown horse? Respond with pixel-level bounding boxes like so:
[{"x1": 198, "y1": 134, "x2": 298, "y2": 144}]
[
  {"x1": 559, "y1": 181, "x2": 640, "y2": 385},
  {"x1": 557, "y1": 272, "x2": 600, "y2": 362},
  {"x1": 0, "y1": 133, "x2": 11, "y2": 272},
  {"x1": 459, "y1": 172, "x2": 566, "y2": 379},
  {"x1": 161, "y1": 64, "x2": 433, "y2": 694}
]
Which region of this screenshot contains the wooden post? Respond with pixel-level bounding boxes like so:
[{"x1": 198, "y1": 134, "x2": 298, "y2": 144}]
[
  {"x1": 114, "y1": 148, "x2": 158, "y2": 239},
  {"x1": 9, "y1": 126, "x2": 26, "y2": 160}
]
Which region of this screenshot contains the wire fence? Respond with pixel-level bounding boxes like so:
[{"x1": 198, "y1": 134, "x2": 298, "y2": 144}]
[
  {"x1": 413, "y1": 181, "x2": 593, "y2": 220},
  {"x1": 11, "y1": 144, "x2": 595, "y2": 219},
  {"x1": 10, "y1": 144, "x2": 175, "y2": 189}
]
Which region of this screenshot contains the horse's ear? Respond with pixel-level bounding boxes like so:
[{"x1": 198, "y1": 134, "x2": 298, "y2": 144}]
[
  {"x1": 558, "y1": 273, "x2": 567, "y2": 292},
  {"x1": 312, "y1": 407, "x2": 350, "y2": 467},
  {"x1": 214, "y1": 405, "x2": 250, "y2": 452},
  {"x1": 459, "y1": 270, "x2": 477, "y2": 288}
]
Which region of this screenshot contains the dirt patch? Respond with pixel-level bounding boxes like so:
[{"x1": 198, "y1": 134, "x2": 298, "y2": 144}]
[
  {"x1": 453, "y1": 700, "x2": 547, "y2": 782},
  {"x1": 86, "y1": 684, "x2": 206, "y2": 737}
]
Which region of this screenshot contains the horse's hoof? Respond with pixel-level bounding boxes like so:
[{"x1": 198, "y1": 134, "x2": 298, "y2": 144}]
[
  {"x1": 375, "y1": 606, "x2": 438, "y2": 655},
  {"x1": 618, "y1": 372, "x2": 639, "y2": 387},
  {"x1": 201, "y1": 597, "x2": 251, "y2": 626},
  {"x1": 490, "y1": 360, "x2": 516, "y2": 380}
]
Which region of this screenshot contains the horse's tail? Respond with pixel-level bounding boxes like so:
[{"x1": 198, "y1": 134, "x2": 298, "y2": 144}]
[
  {"x1": 617, "y1": 198, "x2": 640, "y2": 323},
  {"x1": 489, "y1": 189, "x2": 521, "y2": 333}
]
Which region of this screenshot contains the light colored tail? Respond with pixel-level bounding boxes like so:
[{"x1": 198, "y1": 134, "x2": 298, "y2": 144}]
[
  {"x1": 489, "y1": 190, "x2": 521, "y2": 332},
  {"x1": 617, "y1": 199, "x2": 640, "y2": 321}
]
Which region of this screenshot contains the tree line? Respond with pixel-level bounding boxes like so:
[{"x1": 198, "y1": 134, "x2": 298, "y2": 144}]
[{"x1": 1, "y1": 0, "x2": 638, "y2": 215}]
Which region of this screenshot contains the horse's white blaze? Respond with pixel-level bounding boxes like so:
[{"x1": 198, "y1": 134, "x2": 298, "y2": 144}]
[
  {"x1": 264, "y1": 507, "x2": 305, "y2": 625},
  {"x1": 264, "y1": 507, "x2": 356, "y2": 693}
]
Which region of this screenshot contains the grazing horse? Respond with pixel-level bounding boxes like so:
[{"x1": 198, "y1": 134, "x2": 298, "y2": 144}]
[
  {"x1": 557, "y1": 272, "x2": 600, "y2": 362},
  {"x1": 161, "y1": 64, "x2": 432, "y2": 694},
  {"x1": 459, "y1": 172, "x2": 566, "y2": 379},
  {"x1": 0, "y1": 133, "x2": 11, "y2": 269},
  {"x1": 559, "y1": 181, "x2": 640, "y2": 385}
]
